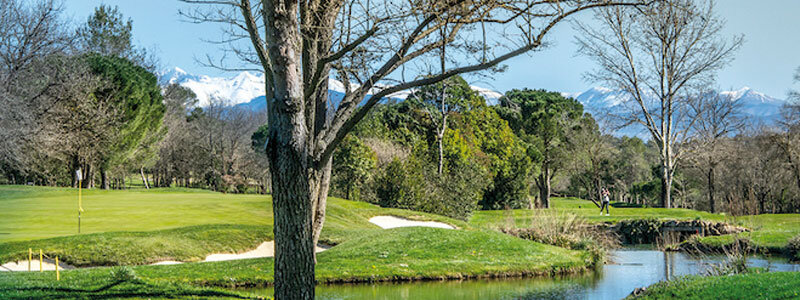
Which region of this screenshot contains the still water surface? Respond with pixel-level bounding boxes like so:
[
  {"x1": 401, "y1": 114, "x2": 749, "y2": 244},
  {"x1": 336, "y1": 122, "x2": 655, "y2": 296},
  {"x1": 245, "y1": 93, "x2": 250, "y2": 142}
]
[{"x1": 244, "y1": 250, "x2": 799, "y2": 300}]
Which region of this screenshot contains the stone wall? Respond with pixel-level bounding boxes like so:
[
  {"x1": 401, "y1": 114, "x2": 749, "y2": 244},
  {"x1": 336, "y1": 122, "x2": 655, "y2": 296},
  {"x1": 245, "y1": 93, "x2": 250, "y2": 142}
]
[{"x1": 610, "y1": 219, "x2": 748, "y2": 244}]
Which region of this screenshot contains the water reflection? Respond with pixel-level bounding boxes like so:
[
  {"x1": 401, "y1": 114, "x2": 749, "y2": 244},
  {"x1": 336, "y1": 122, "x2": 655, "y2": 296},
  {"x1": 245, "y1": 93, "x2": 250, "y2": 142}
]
[{"x1": 242, "y1": 250, "x2": 799, "y2": 300}]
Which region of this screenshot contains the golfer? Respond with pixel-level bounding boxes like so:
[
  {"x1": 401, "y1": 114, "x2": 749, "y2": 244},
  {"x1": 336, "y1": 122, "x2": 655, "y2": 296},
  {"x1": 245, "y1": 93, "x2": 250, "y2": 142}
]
[{"x1": 600, "y1": 188, "x2": 610, "y2": 216}]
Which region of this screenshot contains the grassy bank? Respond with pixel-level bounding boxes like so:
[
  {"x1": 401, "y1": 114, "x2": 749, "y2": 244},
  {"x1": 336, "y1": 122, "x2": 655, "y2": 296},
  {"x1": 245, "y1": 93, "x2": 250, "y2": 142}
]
[
  {"x1": 0, "y1": 227, "x2": 591, "y2": 298},
  {"x1": 472, "y1": 197, "x2": 800, "y2": 254},
  {"x1": 627, "y1": 272, "x2": 800, "y2": 299}
]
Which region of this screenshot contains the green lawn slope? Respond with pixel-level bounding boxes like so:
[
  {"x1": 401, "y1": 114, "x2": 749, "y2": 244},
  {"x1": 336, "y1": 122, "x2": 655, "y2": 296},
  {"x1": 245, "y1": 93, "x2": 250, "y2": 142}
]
[
  {"x1": 0, "y1": 227, "x2": 588, "y2": 299},
  {"x1": 0, "y1": 185, "x2": 464, "y2": 266}
]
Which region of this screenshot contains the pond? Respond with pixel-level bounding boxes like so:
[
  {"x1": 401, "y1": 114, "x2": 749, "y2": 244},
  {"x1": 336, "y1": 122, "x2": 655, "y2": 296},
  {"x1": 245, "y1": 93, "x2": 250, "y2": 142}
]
[{"x1": 242, "y1": 250, "x2": 800, "y2": 299}]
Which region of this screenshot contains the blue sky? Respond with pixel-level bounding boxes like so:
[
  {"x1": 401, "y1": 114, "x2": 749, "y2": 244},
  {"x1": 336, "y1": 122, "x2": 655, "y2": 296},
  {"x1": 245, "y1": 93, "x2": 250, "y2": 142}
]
[{"x1": 63, "y1": 1, "x2": 800, "y2": 98}]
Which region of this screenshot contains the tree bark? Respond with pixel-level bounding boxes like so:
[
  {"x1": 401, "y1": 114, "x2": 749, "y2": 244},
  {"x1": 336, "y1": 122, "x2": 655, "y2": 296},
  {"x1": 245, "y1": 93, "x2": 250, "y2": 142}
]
[
  {"x1": 707, "y1": 166, "x2": 715, "y2": 213},
  {"x1": 660, "y1": 138, "x2": 673, "y2": 209},
  {"x1": 81, "y1": 164, "x2": 92, "y2": 189},
  {"x1": 268, "y1": 143, "x2": 315, "y2": 300},
  {"x1": 101, "y1": 169, "x2": 109, "y2": 190},
  {"x1": 437, "y1": 131, "x2": 444, "y2": 175},
  {"x1": 661, "y1": 162, "x2": 672, "y2": 209},
  {"x1": 311, "y1": 157, "x2": 332, "y2": 261},
  {"x1": 264, "y1": 1, "x2": 316, "y2": 298},
  {"x1": 537, "y1": 168, "x2": 551, "y2": 209}
]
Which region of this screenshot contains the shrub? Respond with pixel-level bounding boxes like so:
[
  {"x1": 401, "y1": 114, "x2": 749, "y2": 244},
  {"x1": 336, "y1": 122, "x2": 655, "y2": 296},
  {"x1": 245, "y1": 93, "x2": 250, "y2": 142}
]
[
  {"x1": 375, "y1": 149, "x2": 487, "y2": 221},
  {"x1": 788, "y1": 234, "x2": 800, "y2": 260},
  {"x1": 424, "y1": 158, "x2": 488, "y2": 221},
  {"x1": 331, "y1": 135, "x2": 377, "y2": 201},
  {"x1": 375, "y1": 158, "x2": 425, "y2": 210},
  {"x1": 110, "y1": 266, "x2": 138, "y2": 282}
]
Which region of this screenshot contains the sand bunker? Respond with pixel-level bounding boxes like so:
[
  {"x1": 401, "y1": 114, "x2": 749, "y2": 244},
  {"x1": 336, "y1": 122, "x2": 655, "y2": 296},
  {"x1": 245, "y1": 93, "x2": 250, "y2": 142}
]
[
  {"x1": 149, "y1": 241, "x2": 329, "y2": 265},
  {"x1": 205, "y1": 241, "x2": 329, "y2": 262},
  {"x1": 3, "y1": 241, "x2": 331, "y2": 269},
  {"x1": 0, "y1": 259, "x2": 75, "y2": 272},
  {"x1": 369, "y1": 216, "x2": 455, "y2": 229}
]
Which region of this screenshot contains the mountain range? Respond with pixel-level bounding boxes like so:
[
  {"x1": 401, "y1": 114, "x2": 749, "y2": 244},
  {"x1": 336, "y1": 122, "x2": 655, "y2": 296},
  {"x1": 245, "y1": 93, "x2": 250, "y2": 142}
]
[
  {"x1": 158, "y1": 67, "x2": 504, "y2": 109},
  {"x1": 160, "y1": 67, "x2": 787, "y2": 137}
]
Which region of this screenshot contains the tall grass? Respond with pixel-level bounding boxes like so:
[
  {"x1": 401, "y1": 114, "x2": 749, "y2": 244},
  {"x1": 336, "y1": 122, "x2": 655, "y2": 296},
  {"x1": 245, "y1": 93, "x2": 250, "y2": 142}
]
[{"x1": 498, "y1": 209, "x2": 619, "y2": 264}]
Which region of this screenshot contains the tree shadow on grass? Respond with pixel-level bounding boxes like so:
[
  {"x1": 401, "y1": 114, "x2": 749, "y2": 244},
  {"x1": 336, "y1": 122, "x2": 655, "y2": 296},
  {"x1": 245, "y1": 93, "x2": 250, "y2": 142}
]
[{"x1": 0, "y1": 278, "x2": 263, "y2": 299}]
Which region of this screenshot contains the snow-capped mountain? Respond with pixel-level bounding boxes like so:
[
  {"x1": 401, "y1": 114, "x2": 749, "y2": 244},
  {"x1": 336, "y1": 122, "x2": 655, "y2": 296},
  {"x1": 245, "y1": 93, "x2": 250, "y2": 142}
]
[
  {"x1": 720, "y1": 87, "x2": 784, "y2": 118},
  {"x1": 470, "y1": 85, "x2": 504, "y2": 105},
  {"x1": 159, "y1": 67, "x2": 504, "y2": 109},
  {"x1": 159, "y1": 67, "x2": 266, "y2": 107},
  {"x1": 566, "y1": 86, "x2": 787, "y2": 138},
  {"x1": 568, "y1": 86, "x2": 785, "y2": 119}
]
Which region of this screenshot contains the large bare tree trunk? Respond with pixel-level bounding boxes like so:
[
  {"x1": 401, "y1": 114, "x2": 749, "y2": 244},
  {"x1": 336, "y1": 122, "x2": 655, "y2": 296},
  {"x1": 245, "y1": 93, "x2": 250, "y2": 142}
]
[
  {"x1": 178, "y1": 1, "x2": 650, "y2": 298},
  {"x1": 264, "y1": 1, "x2": 316, "y2": 298}
]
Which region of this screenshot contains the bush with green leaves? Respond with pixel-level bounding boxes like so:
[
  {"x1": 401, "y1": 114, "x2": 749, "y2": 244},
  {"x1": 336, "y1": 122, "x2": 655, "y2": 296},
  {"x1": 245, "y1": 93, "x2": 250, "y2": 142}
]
[
  {"x1": 374, "y1": 140, "x2": 488, "y2": 221},
  {"x1": 375, "y1": 158, "x2": 426, "y2": 211},
  {"x1": 425, "y1": 153, "x2": 488, "y2": 220},
  {"x1": 331, "y1": 135, "x2": 377, "y2": 201}
]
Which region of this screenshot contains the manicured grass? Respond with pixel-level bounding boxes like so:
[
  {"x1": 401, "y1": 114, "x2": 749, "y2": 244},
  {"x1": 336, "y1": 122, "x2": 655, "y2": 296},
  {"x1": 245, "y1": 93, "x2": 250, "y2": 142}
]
[
  {"x1": 132, "y1": 227, "x2": 589, "y2": 286},
  {"x1": 0, "y1": 224, "x2": 272, "y2": 266},
  {"x1": 471, "y1": 197, "x2": 800, "y2": 252},
  {"x1": 0, "y1": 267, "x2": 254, "y2": 300},
  {"x1": 627, "y1": 272, "x2": 800, "y2": 299},
  {"x1": 3, "y1": 186, "x2": 796, "y2": 299},
  {"x1": 0, "y1": 185, "x2": 467, "y2": 266},
  {"x1": 470, "y1": 197, "x2": 724, "y2": 228},
  {"x1": 0, "y1": 185, "x2": 272, "y2": 243},
  {"x1": 0, "y1": 227, "x2": 590, "y2": 298}
]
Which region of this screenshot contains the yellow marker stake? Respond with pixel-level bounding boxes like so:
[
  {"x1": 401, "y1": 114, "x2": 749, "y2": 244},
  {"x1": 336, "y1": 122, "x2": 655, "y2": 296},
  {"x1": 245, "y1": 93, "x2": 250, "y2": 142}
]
[
  {"x1": 55, "y1": 257, "x2": 59, "y2": 281},
  {"x1": 39, "y1": 249, "x2": 43, "y2": 272},
  {"x1": 28, "y1": 248, "x2": 31, "y2": 271}
]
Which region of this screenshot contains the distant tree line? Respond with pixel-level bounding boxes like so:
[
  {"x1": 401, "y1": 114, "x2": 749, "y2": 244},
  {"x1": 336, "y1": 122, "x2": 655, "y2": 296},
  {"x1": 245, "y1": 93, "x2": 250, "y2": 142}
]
[
  {"x1": 152, "y1": 84, "x2": 269, "y2": 193},
  {"x1": 0, "y1": 1, "x2": 269, "y2": 193},
  {"x1": 0, "y1": 1, "x2": 163, "y2": 188}
]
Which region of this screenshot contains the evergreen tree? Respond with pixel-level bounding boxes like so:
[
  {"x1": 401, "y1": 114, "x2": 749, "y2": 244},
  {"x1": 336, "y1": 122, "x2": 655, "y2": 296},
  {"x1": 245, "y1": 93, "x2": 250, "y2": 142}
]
[
  {"x1": 78, "y1": 5, "x2": 133, "y2": 57},
  {"x1": 86, "y1": 54, "x2": 165, "y2": 189},
  {"x1": 497, "y1": 89, "x2": 584, "y2": 208}
]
